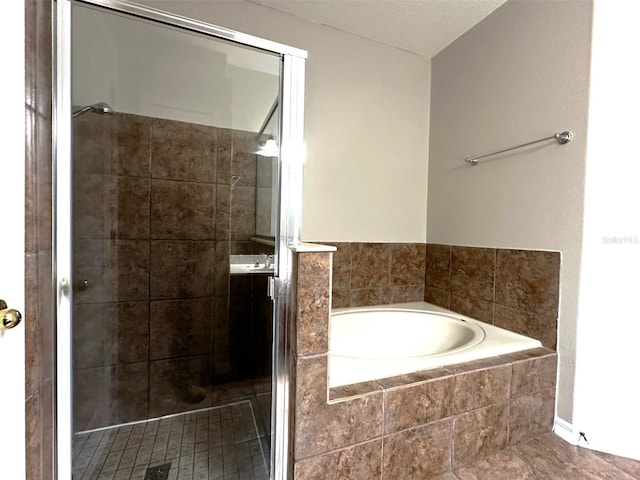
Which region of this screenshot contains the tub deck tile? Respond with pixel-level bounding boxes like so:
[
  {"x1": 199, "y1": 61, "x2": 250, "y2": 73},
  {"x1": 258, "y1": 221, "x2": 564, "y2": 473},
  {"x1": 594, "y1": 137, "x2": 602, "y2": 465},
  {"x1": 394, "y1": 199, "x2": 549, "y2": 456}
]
[
  {"x1": 328, "y1": 381, "x2": 383, "y2": 403},
  {"x1": 376, "y1": 367, "x2": 453, "y2": 390}
]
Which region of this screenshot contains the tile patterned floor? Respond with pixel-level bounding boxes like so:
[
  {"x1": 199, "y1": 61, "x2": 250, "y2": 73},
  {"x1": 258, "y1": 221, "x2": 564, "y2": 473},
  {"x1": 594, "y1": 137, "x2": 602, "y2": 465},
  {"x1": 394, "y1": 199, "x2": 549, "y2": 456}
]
[
  {"x1": 446, "y1": 433, "x2": 640, "y2": 479},
  {"x1": 72, "y1": 401, "x2": 269, "y2": 480}
]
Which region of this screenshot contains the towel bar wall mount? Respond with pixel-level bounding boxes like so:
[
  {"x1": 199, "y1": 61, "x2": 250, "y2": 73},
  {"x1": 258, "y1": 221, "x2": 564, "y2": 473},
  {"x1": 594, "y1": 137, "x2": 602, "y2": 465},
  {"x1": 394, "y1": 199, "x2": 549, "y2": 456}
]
[{"x1": 465, "y1": 131, "x2": 573, "y2": 166}]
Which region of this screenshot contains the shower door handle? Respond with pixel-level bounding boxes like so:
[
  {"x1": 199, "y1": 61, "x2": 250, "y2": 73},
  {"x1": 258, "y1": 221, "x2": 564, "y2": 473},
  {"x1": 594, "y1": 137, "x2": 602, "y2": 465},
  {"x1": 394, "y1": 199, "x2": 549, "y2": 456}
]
[
  {"x1": 0, "y1": 299, "x2": 22, "y2": 330},
  {"x1": 268, "y1": 276, "x2": 275, "y2": 300}
]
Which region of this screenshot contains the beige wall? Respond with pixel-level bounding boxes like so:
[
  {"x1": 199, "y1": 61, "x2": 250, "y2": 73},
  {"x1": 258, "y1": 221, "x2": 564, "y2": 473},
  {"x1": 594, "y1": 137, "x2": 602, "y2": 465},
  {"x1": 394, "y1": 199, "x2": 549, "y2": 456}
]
[
  {"x1": 427, "y1": 0, "x2": 593, "y2": 422},
  {"x1": 136, "y1": 0, "x2": 431, "y2": 243}
]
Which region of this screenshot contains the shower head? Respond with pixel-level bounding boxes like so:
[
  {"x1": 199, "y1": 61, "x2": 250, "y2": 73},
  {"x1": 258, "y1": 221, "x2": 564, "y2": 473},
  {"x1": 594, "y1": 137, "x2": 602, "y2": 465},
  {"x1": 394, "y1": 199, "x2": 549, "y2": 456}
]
[{"x1": 72, "y1": 102, "x2": 114, "y2": 118}]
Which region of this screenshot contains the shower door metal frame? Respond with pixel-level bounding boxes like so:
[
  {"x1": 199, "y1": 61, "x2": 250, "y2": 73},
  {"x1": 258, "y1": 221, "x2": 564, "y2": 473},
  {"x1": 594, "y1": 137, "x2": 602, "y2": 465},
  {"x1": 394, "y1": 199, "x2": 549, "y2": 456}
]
[{"x1": 54, "y1": 1, "x2": 307, "y2": 478}]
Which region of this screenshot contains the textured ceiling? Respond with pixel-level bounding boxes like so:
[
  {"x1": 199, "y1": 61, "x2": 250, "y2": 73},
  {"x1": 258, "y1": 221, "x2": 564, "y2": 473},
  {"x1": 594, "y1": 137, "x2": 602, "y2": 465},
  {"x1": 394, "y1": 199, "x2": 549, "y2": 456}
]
[{"x1": 248, "y1": 0, "x2": 508, "y2": 57}]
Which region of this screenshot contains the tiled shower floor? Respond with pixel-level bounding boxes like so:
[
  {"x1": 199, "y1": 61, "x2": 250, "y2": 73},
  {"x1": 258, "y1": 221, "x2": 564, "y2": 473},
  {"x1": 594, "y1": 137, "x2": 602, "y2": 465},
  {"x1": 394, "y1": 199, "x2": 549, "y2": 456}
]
[{"x1": 72, "y1": 400, "x2": 269, "y2": 480}]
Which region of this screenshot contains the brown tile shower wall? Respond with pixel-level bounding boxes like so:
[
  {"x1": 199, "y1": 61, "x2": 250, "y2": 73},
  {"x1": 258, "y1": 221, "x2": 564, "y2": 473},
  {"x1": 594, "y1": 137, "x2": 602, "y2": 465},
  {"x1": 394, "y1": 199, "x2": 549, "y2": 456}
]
[
  {"x1": 329, "y1": 242, "x2": 426, "y2": 308},
  {"x1": 291, "y1": 249, "x2": 558, "y2": 479},
  {"x1": 424, "y1": 244, "x2": 561, "y2": 349},
  {"x1": 72, "y1": 111, "x2": 259, "y2": 431}
]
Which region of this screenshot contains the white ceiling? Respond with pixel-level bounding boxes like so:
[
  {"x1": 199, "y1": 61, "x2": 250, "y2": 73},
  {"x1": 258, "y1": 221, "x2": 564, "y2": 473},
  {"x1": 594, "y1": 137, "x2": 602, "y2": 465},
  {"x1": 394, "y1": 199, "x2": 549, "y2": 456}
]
[{"x1": 248, "y1": 0, "x2": 509, "y2": 57}]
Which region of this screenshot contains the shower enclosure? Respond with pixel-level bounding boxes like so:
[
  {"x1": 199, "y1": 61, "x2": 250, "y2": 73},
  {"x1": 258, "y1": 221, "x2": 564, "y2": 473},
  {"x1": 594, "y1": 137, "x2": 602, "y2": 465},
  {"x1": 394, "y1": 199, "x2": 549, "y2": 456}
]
[{"x1": 55, "y1": 2, "x2": 306, "y2": 479}]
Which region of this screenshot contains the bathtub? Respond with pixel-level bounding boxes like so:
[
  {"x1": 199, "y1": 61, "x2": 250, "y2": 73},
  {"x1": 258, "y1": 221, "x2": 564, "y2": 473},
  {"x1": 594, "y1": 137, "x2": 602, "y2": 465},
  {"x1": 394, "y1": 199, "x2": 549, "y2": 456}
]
[{"x1": 329, "y1": 301, "x2": 542, "y2": 388}]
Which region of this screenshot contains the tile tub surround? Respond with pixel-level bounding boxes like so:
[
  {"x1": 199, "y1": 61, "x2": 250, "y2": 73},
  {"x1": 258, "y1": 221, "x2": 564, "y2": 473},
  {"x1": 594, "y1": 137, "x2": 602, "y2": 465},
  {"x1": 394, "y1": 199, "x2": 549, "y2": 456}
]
[
  {"x1": 72, "y1": 111, "x2": 264, "y2": 431},
  {"x1": 291, "y1": 249, "x2": 558, "y2": 479},
  {"x1": 329, "y1": 242, "x2": 427, "y2": 308},
  {"x1": 326, "y1": 242, "x2": 559, "y2": 349},
  {"x1": 425, "y1": 244, "x2": 561, "y2": 350}
]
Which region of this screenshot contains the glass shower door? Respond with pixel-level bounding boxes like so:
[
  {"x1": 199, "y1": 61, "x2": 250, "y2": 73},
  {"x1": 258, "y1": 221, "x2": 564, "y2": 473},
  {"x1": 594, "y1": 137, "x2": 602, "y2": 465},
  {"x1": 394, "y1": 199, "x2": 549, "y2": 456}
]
[{"x1": 69, "y1": 3, "x2": 281, "y2": 479}]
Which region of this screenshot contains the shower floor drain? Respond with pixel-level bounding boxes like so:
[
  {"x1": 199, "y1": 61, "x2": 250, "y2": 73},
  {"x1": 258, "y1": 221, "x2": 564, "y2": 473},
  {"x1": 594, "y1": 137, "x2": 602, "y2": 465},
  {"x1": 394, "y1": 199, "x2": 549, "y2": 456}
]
[{"x1": 144, "y1": 463, "x2": 171, "y2": 480}]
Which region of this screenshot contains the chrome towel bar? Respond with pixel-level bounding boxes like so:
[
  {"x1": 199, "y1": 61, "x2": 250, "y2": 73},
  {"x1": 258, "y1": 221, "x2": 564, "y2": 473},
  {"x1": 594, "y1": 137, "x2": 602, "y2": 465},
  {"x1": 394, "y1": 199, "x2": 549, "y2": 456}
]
[{"x1": 465, "y1": 131, "x2": 573, "y2": 166}]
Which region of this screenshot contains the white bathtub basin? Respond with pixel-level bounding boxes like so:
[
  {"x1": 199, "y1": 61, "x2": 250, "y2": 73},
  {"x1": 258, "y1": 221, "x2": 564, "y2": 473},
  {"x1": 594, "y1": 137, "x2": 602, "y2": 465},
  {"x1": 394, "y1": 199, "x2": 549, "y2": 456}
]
[
  {"x1": 329, "y1": 302, "x2": 543, "y2": 387},
  {"x1": 331, "y1": 309, "x2": 485, "y2": 359}
]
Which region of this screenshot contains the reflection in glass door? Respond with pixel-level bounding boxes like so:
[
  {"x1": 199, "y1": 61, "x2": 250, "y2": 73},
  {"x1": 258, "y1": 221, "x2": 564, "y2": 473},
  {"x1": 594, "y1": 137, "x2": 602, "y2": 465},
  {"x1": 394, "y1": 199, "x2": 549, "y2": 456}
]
[{"x1": 69, "y1": 4, "x2": 282, "y2": 479}]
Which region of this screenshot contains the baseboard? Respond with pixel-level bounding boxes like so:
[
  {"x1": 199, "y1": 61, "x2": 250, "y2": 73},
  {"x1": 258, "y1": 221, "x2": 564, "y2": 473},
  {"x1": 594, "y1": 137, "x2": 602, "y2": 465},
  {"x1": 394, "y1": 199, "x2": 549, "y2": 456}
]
[{"x1": 553, "y1": 417, "x2": 581, "y2": 445}]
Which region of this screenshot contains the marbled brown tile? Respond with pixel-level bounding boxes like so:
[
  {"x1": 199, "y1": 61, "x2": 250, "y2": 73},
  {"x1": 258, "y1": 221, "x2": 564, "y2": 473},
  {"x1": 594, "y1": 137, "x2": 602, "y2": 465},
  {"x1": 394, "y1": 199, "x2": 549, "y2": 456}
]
[
  {"x1": 454, "y1": 365, "x2": 511, "y2": 413},
  {"x1": 74, "y1": 302, "x2": 149, "y2": 368},
  {"x1": 495, "y1": 249, "x2": 560, "y2": 316},
  {"x1": 350, "y1": 243, "x2": 391, "y2": 289},
  {"x1": 445, "y1": 356, "x2": 511, "y2": 374},
  {"x1": 453, "y1": 403, "x2": 509, "y2": 467},
  {"x1": 454, "y1": 449, "x2": 539, "y2": 480},
  {"x1": 215, "y1": 184, "x2": 256, "y2": 240},
  {"x1": 25, "y1": 393, "x2": 41, "y2": 480},
  {"x1": 230, "y1": 185, "x2": 256, "y2": 238},
  {"x1": 297, "y1": 252, "x2": 331, "y2": 355},
  {"x1": 593, "y1": 450, "x2": 640, "y2": 478},
  {"x1": 150, "y1": 298, "x2": 215, "y2": 360},
  {"x1": 213, "y1": 295, "x2": 231, "y2": 376},
  {"x1": 511, "y1": 354, "x2": 557, "y2": 398},
  {"x1": 331, "y1": 242, "x2": 352, "y2": 290},
  {"x1": 329, "y1": 381, "x2": 383, "y2": 402},
  {"x1": 390, "y1": 243, "x2": 426, "y2": 286},
  {"x1": 425, "y1": 244, "x2": 451, "y2": 290},
  {"x1": 149, "y1": 355, "x2": 212, "y2": 417},
  {"x1": 382, "y1": 419, "x2": 452, "y2": 479},
  {"x1": 111, "y1": 113, "x2": 151, "y2": 177},
  {"x1": 151, "y1": 118, "x2": 216, "y2": 182},
  {"x1": 73, "y1": 113, "x2": 111, "y2": 175},
  {"x1": 331, "y1": 288, "x2": 350, "y2": 309},
  {"x1": 450, "y1": 294, "x2": 493, "y2": 323},
  {"x1": 26, "y1": 2, "x2": 56, "y2": 475},
  {"x1": 494, "y1": 304, "x2": 557, "y2": 349},
  {"x1": 454, "y1": 433, "x2": 640, "y2": 480},
  {"x1": 384, "y1": 376, "x2": 455, "y2": 433},
  {"x1": 111, "y1": 362, "x2": 150, "y2": 425},
  {"x1": 294, "y1": 440, "x2": 382, "y2": 480},
  {"x1": 231, "y1": 130, "x2": 258, "y2": 185},
  {"x1": 113, "y1": 240, "x2": 150, "y2": 301},
  {"x1": 150, "y1": 240, "x2": 215, "y2": 299},
  {"x1": 213, "y1": 240, "x2": 230, "y2": 297},
  {"x1": 231, "y1": 151, "x2": 258, "y2": 187},
  {"x1": 150, "y1": 178, "x2": 215, "y2": 240},
  {"x1": 24, "y1": 253, "x2": 39, "y2": 397},
  {"x1": 428, "y1": 473, "x2": 459, "y2": 480},
  {"x1": 425, "y1": 286, "x2": 450, "y2": 309},
  {"x1": 509, "y1": 388, "x2": 555, "y2": 446},
  {"x1": 295, "y1": 355, "x2": 383, "y2": 459},
  {"x1": 511, "y1": 433, "x2": 637, "y2": 480},
  {"x1": 350, "y1": 287, "x2": 391, "y2": 307},
  {"x1": 75, "y1": 362, "x2": 149, "y2": 431},
  {"x1": 74, "y1": 239, "x2": 149, "y2": 303},
  {"x1": 74, "y1": 367, "x2": 109, "y2": 431},
  {"x1": 500, "y1": 347, "x2": 556, "y2": 363},
  {"x1": 451, "y1": 246, "x2": 495, "y2": 301},
  {"x1": 390, "y1": 285, "x2": 425, "y2": 303},
  {"x1": 107, "y1": 175, "x2": 150, "y2": 239},
  {"x1": 73, "y1": 173, "x2": 105, "y2": 239},
  {"x1": 216, "y1": 128, "x2": 232, "y2": 184},
  {"x1": 215, "y1": 184, "x2": 231, "y2": 239},
  {"x1": 377, "y1": 367, "x2": 452, "y2": 389}
]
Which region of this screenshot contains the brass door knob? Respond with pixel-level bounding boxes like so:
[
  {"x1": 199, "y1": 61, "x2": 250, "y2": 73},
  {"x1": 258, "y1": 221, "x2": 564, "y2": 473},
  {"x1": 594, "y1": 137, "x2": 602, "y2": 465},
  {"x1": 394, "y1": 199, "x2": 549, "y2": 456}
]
[{"x1": 0, "y1": 299, "x2": 22, "y2": 330}]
